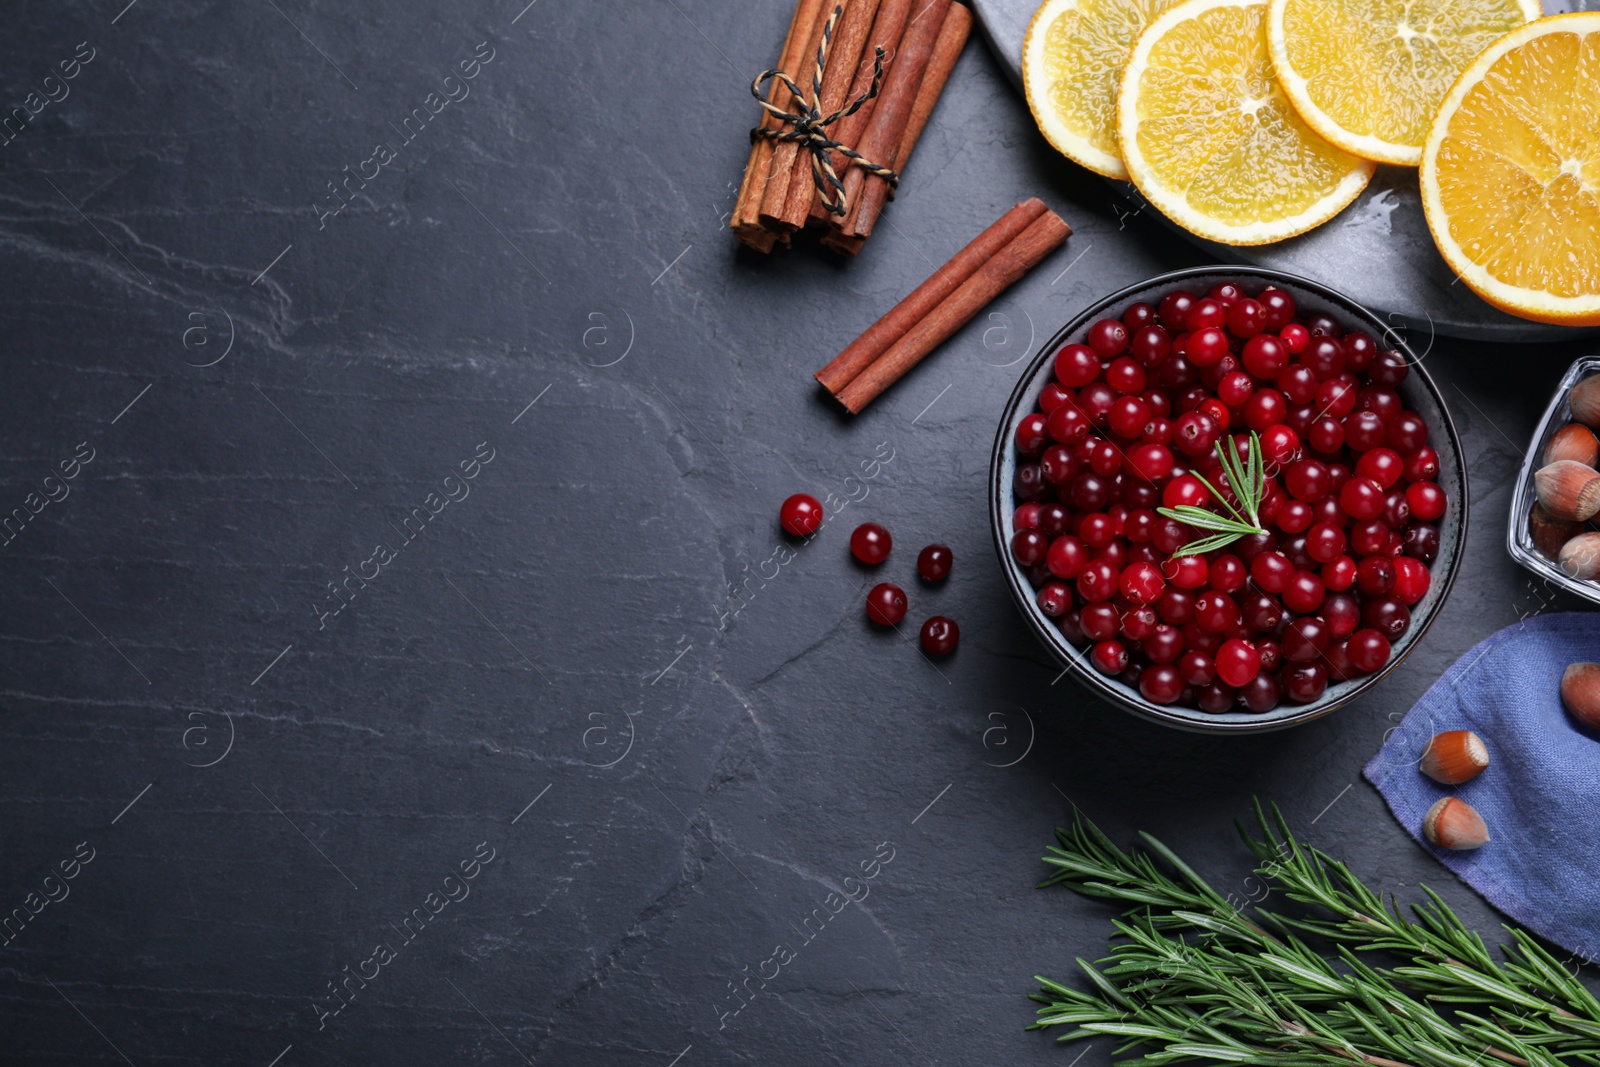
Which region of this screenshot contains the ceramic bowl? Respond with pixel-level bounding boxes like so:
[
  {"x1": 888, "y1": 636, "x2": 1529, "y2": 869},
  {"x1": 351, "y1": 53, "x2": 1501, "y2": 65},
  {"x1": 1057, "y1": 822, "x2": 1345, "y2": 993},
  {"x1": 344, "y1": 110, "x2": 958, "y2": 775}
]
[{"x1": 988, "y1": 266, "x2": 1468, "y2": 733}]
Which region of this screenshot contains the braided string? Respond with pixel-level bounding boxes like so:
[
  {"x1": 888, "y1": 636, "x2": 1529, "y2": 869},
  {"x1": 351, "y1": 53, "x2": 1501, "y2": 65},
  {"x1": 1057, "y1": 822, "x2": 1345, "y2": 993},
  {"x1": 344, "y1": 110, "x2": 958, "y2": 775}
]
[{"x1": 748, "y1": 4, "x2": 899, "y2": 217}]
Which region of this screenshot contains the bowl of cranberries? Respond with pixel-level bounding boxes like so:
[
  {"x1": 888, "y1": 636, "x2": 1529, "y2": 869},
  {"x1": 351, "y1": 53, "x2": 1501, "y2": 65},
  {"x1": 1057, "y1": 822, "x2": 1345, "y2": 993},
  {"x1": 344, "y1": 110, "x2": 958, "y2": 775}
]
[{"x1": 989, "y1": 267, "x2": 1467, "y2": 732}]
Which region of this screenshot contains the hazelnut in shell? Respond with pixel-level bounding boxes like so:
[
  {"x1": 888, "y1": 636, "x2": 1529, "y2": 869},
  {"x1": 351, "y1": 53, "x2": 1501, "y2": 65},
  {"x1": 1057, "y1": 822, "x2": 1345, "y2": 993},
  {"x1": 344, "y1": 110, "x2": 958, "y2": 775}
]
[
  {"x1": 1418, "y1": 730, "x2": 1489, "y2": 784},
  {"x1": 1560, "y1": 662, "x2": 1600, "y2": 732},
  {"x1": 1530, "y1": 502, "x2": 1582, "y2": 560},
  {"x1": 1571, "y1": 375, "x2": 1600, "y2": 430},
  {"x1": 1423, "y1": 797, "x2": 1489, "y2": 850},
  {"x1": 1558, "y1": 532, "x2": 1600, "y2": 582},
  {"x1": 1534, "y1": 460, "x2": 1600, "y2": 522},
  {"x1": 1546, "y1": 423, "x2": 1600, "y2": 468}
]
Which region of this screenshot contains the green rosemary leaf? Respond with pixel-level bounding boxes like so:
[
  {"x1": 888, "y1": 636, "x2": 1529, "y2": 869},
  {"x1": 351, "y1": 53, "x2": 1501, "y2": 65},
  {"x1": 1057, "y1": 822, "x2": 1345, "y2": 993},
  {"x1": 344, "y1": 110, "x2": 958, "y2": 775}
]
[
  {"x1": 1169, "y1": 532, "x2": 1244, "y2": 558},
  {"x1": 1156, "y1": 505, "x2": 1256, "y2": 533}
]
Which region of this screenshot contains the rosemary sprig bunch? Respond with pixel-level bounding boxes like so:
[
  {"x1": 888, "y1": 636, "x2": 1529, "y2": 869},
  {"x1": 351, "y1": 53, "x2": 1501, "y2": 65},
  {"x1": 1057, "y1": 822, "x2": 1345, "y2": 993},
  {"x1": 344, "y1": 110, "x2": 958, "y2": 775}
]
[
  {"x1": 1156, "y1": 431, "x2": 1269, "y2": 557},
  {"x1": 1031, "y1": 804, "x2": 1600, "y2": 1067}
]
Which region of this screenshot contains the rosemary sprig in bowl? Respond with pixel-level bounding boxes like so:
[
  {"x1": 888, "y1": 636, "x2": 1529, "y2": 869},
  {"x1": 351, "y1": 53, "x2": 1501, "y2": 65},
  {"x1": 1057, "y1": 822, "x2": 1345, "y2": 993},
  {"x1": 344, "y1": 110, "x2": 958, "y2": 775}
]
[
  {"x1": 1155, "y1": 430, "x2": 1269, "y2": 558},
  {"x1": 1031, "y1": 803, "x2": 1600, "y2": 1067}
]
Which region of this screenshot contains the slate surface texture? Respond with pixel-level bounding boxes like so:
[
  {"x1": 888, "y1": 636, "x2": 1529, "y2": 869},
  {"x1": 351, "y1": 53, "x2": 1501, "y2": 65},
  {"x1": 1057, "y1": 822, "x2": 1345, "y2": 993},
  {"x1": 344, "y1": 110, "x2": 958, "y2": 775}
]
[{"x1": 0, "y1": 1, "x2": 1595, "y2": 1065}]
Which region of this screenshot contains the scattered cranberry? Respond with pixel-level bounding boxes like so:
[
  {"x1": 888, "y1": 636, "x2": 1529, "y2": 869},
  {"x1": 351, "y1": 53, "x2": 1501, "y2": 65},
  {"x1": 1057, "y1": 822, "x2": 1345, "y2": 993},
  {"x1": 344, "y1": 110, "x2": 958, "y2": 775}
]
[
  {"x1": 850, "y1": 522, "x2": 892, "y2": 565},
  {"x1": 917, "y1": 544, "x2": 953, "y2": 582},
  {"x1": 920, "y1": 616, "x2": 959, "y2": 657},
  {"x1": 780, "y1": 494, "x2": 824, "y2": 536},
  {"x1": 866, "y1": 583, "x2": 907, "y2": 626}
]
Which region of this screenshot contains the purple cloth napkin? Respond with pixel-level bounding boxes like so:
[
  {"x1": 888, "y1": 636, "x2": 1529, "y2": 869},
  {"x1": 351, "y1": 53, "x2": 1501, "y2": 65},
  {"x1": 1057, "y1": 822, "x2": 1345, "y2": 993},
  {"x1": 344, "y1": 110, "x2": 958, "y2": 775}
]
[{"x1": 1364, "y1": 612, "x2": 1600, "y2": 964}]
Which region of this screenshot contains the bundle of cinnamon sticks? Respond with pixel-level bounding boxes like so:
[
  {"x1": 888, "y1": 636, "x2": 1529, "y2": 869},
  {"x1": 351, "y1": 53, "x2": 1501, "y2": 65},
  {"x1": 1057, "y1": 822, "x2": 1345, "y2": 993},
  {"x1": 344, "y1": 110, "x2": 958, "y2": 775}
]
[{"x1": 731, "y1": 0, "x2": 972, "y2": 255}]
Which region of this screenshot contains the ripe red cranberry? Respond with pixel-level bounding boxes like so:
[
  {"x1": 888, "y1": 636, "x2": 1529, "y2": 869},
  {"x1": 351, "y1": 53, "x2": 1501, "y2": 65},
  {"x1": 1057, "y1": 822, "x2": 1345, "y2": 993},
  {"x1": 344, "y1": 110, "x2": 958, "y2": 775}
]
[
  {"x1": 1173, "y1": 411, "x2": 1221, "y2": 457},
  {"x1": 1140, "y1": 664, "x2": 1185, "y2": 704},
  {"x1": 1305, "y1": 522, "x2": 1346, "y2": 563},
  {"x1": 1126, "y1": 443, "x2": 1174, "y2": 482},
  {"x1": 1068, "y1": 471, "x2": 1114, "y2": 511},
  {"x1": 1014, "y1": 503, "x2": 1041, "y2": 531},
  {"x1": 866, "y1": 583, "x2": 908, "y2": 626},
  {"x1": 1406, "y1": 481, "x2": 1446, "y2": 521},
  {"x1": 1216, "y1": 638, "x2": 1262, "y2": 687},
  {"x1": 1382, "y1": 489, "x2": 1411, "y2": 528},
  {"x1": 1251, "y1": 551, "x2": 1293, "y2": 593},
  {"x1": 1322, "y1": 554, "x2": 1356, "y2": 591},
  {"x1": 1197, "y1": 682, "x2": 1237, "y2": 713},
  {"x1": 1208, "y1": 282, "x2": 1243, "y2": 305},
  {"x1": 1130, "y1": 325, "x2": 1172, "y2": 369},
  {"x1": 1088, "y1": 318, "x2": 1130, "y2": 358},
  {"x1": 1304, "y1": 312, "x2": 1342, "y2": 338},
  {"x1": 1209, "y1": 554, "x2": 1247, "y2": 593},
  {"x1": 1276, "y1": 500, "x2": 1314, "y2": 534},
  {"x1": 1036, "y1": 582, "x2": 1072, "y2": 618},
  {"x1": 1081, "y1": 603, "x2": 1119, "y2": 640},
  {"x1": 1349, "y1": 519, "x2": 1388, "y2": 556},
  {"x1": 1195, "y1": 591, "x2": 1239, "y2": 632},
  {"x1": 1187, "y1": 327, "x2": 1230, "y2": 367},
  {"x1": 1162, "y1": 554, "x2": 1208, "y2": 590},
  {"x1": 1218, "y1": 371, "x2": 1254, "y2": 406},
  {"x1": 1308, "y1": 416, "x2": 1345, "y2": 454},
  {"x1": 1280, "y1": 322, "x2": 1310, "y2": 353},
  {"x1": 1179, "y1": 649, "x2": 1215, "y2": 686},
  {"x1": 1122, "y1": 605, "x2": 1160, "y2": 639},
  {"x1": 1259, "y1": 287, "x2": 1296, "y2": 330},
  {"x1": 1241, "y1": 390, "x2": 1292, "y2": 431},
  {"x1": 1369, "y1": 348, "x2": 1410, "y2": 386},
  {"x1": 1242, "y1": 334, "x2": 1290, "y2": 382},
  {"x1": 1282, "y1": 663, "x2": 1328, "y2": 704},
  {"x1": 1119, "y1": 663, "x2": 1143, "y2": 689},
  {"x1": 1039, "y1": 382, "x2": 1072, "y2": 413},
  {"x1": 1124, "y1": 302, "x2": 1157, "y2": 330},
  {"x1": 1283, "y1": 571, "x2": 1326, "y2": 614},
  {"x1": 1014, "y1": 462, "x2": 1049, "y2": 502},
  {"x1": 1239, "y1": 673, "x2": 1282, "y2": 712},
  {"x1": 1046, "y1": 535, "x2": 1087, "y2": 579},
  {"x1": 1346, "y1": 628, "x2": 1392, "y2": 673},
  {"x1": 851, "y1": 522, "x2": 892, "y2": 564},
  {"x1": 1325, "y1": 638, "x2": 1359, "y2": 680},
  {"x1": 1077, "y1": 559, "x2": 1120, "y2": 602},
  {"x1": 1342, "y1": 331, "x2": 1376, "y2": 371},
  {"x1": 1055, "y1": 343, "x2": 1100, "y2": 387},
  {"x1": 1339, "y1": 477, "x2": 1386, "y2": 521},
  {"x1": 1392, "y1": 557, "x2": 1430, "y2": 605},
  {"x1": 1011, "y1": 529, "x2": 1048, "y2": 567},
  {"x1": 1038, "y1": 506, "x2": 1070, "y2": 538},
  {"x1": 1404, "y1": 523, "x2": 1440, "y2": 563},
  {"x1": 1282, "y1": 616, "x2": 1329, "y2": 662},
  {"x1": 1233, "y1": 531, "x2": 1278, "y2": 564},
  {"x1": 1120, "y1": 561, "x2": 1166, "y2": 605},
  {"x1": 1159, "y1": 586, "x2": 1198, "y2": 626},
  {"x1": 1016, "y1": 413, "x2": 1049, "y2": 457},
  {"x1": 1388, "y1": 411, "x2": 1429, "y2": 454},
  {"x1": 1078, "y1": 382, "x2": 1118, "y2": 425},
  {"x1": 1040, "y1": 445, "x2": 1077, "y2": 486},
  {"x1": 1404, "y1": 447, "x2": 1440, "y2": 482},
  {"x1": 1284, "y1": 459, "x2": 1332, "y2": 501},
  {"x1": 1161, "y1": 474, "x2": 1208, "y2": 510},
  {"x1": 1142, "y1": 624, "x2": 1185, "y2": 664},
  {"x1": 918, "y1": 544, "x2": 953, "y2": 582},
  {"x1": 1276, "y1": 363, "x2": 1317, "y2": 405},
  {"x1": 1281, "y1": 533, "x2": 1315, "y2": 571},
  {"x1": 1046, "y1": 402, "x2": 1090, "y2": 445},
  {"x1": 919, "y1": 616, "x2": 959, "y2": 656},
  {"x1": 1187, "y1": 298, "x2": 1228, "y2": 331},
  {"x1": 1239, "y1": 592, "x2": 1283, "y2": 633},
  {"x1": 1317, "y1": 378, "x2": 1358, "y2": 417},
  {"x1": 1059, "y1": 609, "x2": 1085, "y2": 644},
  {"x1": 1106, "y1": 357, "x2": 1148, "y2": 395},
  {"x1": 1323, "y1": 592, "x2": 1361, "y2": 638},
  {"x1": 1198, "y1": 397, "x2": 1231, "y2": 429},
  {"x1": 1228, "y1": 298, "x2": 1267, "y2": 338},
  {"x1": 1355, "y1": 448, "x2": 1403, "y2": 488},
  {"x1": 1363, "y1": 596, "x2": 1411, "y2": 641},
  {"x1": 1091, "y1": 639, "x2": 1129, "y2": 675},
  {"x1": 1302, "y1": 337, "x2": 1346, "y2": 379},
  {"x1": 1159, "y1": 290, "x2": 1197, "y2": 331},
  {"x1": 1343, "y1": 410, "x2": 1387, "y2": 452},
  {"x1": 780, "y1": 493, "x2": 824, "y2": 536},
  {"x1": 1260, "y1": 424, "x2": 1300, "y2": 467},
  {"x1": 1096, "y1": 540, "x2": 1128, "y2": 570},
  {"x1": 1356, "y1": 556, "x2": 1396, "y2": 596}
]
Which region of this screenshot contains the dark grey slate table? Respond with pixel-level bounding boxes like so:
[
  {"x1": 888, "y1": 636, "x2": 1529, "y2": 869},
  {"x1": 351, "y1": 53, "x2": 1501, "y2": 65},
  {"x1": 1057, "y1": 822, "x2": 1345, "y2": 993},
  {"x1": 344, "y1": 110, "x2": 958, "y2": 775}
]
[{"x1": 0, "y1": 2, "x2": 1593, "y2": 1064}]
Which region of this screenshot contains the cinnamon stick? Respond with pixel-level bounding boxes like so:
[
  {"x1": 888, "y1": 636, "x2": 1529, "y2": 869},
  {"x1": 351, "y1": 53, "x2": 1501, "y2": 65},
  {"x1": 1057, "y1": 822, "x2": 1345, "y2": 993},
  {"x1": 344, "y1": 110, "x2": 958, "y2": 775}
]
[
  {"x1": 838, "y1": 0, "x2": 969, "y2": 245},
  {"x1": 733, "y1": 0, "x2": 828, "y2": 251},
  {"x1": 832, "y1": 207, "x2": 1072, "y2": 415},
  {"x1": 758, "y1": 2, "x2": 837, "y2": 237},
  {"x1": 763, "y1": 0, "x2": 880, "y2": 235},
  {"x1": 806, "y1": 0, "x2": 914, "y2": 226},
  {"x1": 824, "y1": 0, "x2": 949, "y2": 243},
  {"x1": 815, "y1": 198, "x2": 1048, "y2": 394}
]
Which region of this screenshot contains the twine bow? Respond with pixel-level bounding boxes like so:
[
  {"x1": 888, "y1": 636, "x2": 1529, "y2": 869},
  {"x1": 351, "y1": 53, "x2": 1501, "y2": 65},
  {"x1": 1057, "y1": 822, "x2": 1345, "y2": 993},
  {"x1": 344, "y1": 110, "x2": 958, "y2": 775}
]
[{"x1": 749, "y1": 4, "x2": 900, "y2": 217}]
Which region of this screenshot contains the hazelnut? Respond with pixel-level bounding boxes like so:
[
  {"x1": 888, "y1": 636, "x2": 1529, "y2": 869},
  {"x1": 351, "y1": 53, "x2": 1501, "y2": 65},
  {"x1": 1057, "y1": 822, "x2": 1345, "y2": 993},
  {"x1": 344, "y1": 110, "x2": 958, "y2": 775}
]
[
  {"x1": 1530, "y1": 502, "x2": 1581, "y2": 560},
  {"x1": 1546, "y1": 423, "x2": 1600, "y2": 468},
  {"x1": 1560, "y1": 662, "x2": 1600, "y2": 731},
  {"x1": 1423, "y1": 797, "x2": 1489, "y2": 850},
  {"x1": 1418, "y1": 730, "x2": 1489, "y2": 784},
  {"x1": 1557, "y1": 532, "x2": 1600, "y2": 582},
  {"x1": 1571, "y1": 375, "x2": 1600, "y2": 430},
  {"x1": 1534, "y1": 460, "x2": 1600, "y2": 521}
]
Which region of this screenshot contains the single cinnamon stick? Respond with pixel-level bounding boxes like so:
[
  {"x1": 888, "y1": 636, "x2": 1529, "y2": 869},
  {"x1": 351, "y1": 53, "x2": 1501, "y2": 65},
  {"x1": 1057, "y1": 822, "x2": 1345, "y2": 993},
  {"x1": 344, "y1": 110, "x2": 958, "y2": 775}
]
[
  {"x1": 833, "y1": 208, "x2": 1072, "y2": 414},
  {"x1": 759, "y1": 2, "x2": 837, "y2": 237},
  {"x1": 815, "y1": 198, "x2": 1048, "y2": 394},
  {"x1": 733, "y1": 0, "x2": 829, "y2": 251},
  {"x1": 823, "y1": 0, "x2": 948, "y2": 241},
  {"x1": 806, "y1": 0, "x2": 914, "y2": 227},
  {"x1": 822, "y1": 1, "x2": 969, "y2": 255},
  {"x1": 843, "y1": 0, "x2": 968, "y2": 241},
  {"x1": 773, "y1": 0, "x2": 882, "y2": 231}
]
